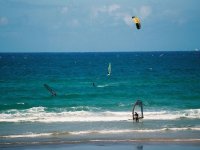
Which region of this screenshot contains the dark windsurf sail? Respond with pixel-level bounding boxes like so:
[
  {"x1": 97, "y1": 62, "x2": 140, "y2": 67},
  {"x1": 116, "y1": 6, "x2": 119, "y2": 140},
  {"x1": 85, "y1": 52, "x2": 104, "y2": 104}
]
[{"x1": 44, "y1": 84, "x2": 57, "y2": 96}]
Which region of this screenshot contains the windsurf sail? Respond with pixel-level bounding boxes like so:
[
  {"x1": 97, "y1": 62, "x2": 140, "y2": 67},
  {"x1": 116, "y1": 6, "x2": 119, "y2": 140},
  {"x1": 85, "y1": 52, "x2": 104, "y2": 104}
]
[
  {"x1": 132, "y1": 100, "x2": 144, "y2": 120},
  {"x1": 107, "y1": 63, "x2": 111, "y2": 76},
  {"x1": 44, "y1": 84, "x2": 56, "y2": 96}
]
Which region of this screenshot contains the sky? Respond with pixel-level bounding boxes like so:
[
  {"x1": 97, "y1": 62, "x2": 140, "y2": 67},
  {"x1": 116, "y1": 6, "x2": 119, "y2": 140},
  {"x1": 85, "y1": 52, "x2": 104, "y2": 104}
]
[{"x1": 0, "y1": 0, "x2": 200, "y2": 52}]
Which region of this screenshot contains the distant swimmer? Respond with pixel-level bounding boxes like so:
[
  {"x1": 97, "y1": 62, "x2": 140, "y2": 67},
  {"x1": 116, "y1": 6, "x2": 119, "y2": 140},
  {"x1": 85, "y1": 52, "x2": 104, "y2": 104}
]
[
  {"x1": 92, "y1": 82, "x2": 96, "y2": 87},
  {"x1": 44, "y1": 84, "x2": 56, "y2": 96},
  {"x1": 137, "y1": 145, "x2": 143, "y2": 150}
]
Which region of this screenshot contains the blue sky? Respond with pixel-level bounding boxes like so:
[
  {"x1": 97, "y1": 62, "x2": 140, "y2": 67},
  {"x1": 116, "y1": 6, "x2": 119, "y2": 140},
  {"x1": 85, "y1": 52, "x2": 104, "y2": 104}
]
[{"x1": 0, "y1": 0, "x2": 200, "y2": 52}]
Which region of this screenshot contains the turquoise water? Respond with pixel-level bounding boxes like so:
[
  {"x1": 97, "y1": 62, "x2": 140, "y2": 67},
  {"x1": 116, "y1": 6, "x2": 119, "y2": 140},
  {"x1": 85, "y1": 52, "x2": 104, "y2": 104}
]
[{"x1": 0, "y1": 52, "x2": 200, "y2": 145}]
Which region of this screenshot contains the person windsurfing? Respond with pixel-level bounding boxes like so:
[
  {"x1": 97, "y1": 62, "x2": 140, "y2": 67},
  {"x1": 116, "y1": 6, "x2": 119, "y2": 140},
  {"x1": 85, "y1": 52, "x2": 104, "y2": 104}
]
[{"x1": 135, "y1": 112, "x2": 139, "y2": 122}]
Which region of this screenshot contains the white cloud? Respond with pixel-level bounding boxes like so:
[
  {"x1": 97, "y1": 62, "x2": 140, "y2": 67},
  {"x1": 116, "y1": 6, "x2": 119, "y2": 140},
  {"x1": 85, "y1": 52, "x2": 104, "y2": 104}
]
[
  {"x1": 0, "y1": 17, "x2": 8, "y2": 26},
  {"x1": 161, "y1": 9, "x2": 187, "y2": 25},
  {"x1": 90, "y1": 4, "x2": 152, "y2": 27},
  {"x1": 61, "y1": 6, "x2": 68, "y2": 14},
  {"x1": 123, "y1": 14, "x2": 132, "y2": 27},
  {"x1": 91, "y1": 4, "x2": 133, "y2": 27},
  {"x1": 139, "y1": 5, "x2": 152, "y2": 19},
  {"x1": 69, "y1": 19, "x2": 80, "y2": 27},
  {"x1": 162, "y1": 10, "x2": 179, "y2": 17},
  {"x1": 108, "y1": 4, "x2": 120, "y2": 13},
  {"x1": 110, "y1": 12, "x2": 132, "y2": 27},
  {"x1": 92, "y1": 4, "x2": 120, "y2": 18}
]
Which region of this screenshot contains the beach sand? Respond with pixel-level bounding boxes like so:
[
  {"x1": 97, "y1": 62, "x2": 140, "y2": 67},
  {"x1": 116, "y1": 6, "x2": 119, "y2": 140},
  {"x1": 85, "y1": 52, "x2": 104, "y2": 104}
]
[{"x1": 1, "y1": 140, "x2": 200, "y2": 150}]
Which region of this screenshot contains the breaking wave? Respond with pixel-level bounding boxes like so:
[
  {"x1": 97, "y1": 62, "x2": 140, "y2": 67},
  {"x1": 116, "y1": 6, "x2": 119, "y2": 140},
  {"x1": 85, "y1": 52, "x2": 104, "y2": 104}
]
[{"x1": 0, "y1": 107, "x2": 200, "y2": 123}]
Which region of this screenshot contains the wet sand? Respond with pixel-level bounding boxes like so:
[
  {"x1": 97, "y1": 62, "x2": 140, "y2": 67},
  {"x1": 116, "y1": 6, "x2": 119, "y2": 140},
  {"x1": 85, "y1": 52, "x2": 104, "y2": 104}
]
[{"x1": 1, "y1": 140, "x2": 200, "y2": 150}]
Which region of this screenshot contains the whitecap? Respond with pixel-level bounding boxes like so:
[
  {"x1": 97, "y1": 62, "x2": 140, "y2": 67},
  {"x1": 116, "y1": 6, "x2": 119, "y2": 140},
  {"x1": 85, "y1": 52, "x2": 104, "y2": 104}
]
[{"x1": 0, "y1": 108, "x2": 200, "y2": 123}]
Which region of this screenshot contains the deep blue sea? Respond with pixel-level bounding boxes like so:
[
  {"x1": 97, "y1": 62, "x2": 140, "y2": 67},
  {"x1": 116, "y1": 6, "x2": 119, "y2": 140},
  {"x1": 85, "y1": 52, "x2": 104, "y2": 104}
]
[{"x1": 0, "y1": 52, "x2": 200, "y2": 145}]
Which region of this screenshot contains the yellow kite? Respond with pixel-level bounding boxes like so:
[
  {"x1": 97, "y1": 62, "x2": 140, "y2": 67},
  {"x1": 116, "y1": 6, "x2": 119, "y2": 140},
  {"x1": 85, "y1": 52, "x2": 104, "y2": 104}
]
[{"x1": 132, "y1": 16, "x2": 141, "y2": 30}]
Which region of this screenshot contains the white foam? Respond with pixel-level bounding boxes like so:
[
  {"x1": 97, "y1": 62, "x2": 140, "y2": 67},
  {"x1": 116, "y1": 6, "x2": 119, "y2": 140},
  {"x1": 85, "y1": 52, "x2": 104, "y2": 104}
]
[
  {"x1": 144, "y1": 109, "x2": 200, "y2": 120},
  {"x1": 69, "y1": 127, "x2": 200, "y2": 135},
  {"x1": 68, "y1": 129, "x2": 160, "y2": 135},
  {"x1": 97, "y1": 84, "x2": 110, "y2": 88},
  {"x1": 17, "y1": 103, "x2": 25, "y2": 105},
  {"x1": 1, "y1": 133, "x2": 52, "y2": 138},
  {"x1": 97, "y1": 82, "x2": 119, "y2": 88},
  {"x1": 1, "y1": 127, "x2": 200, "y2": 139},
  {"x1": 70, "y1": 106, "x2": 101, "y2": 111},
  {"x1": 0, "y1": 108, "x2": 200, "y2": 122}
]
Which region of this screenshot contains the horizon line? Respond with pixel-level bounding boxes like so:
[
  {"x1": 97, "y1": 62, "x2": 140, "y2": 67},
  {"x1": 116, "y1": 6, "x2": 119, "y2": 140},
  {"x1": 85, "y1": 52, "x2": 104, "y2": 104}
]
[{"x1": 0, "y1": 50, "x2": 199, "y2": 53}]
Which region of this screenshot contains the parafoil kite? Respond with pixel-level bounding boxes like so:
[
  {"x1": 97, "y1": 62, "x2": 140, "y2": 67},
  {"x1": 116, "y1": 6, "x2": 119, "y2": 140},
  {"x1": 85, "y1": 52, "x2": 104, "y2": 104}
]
[{"x1": 132, "y1": 16, "x2": 141, "y2": 30}]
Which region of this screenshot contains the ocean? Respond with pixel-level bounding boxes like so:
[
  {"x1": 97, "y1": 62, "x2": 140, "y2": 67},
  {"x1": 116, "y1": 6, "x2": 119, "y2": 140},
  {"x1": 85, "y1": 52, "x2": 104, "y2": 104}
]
[{"x1": 0, "y1": 51, "x2": 200, "y2": 146}]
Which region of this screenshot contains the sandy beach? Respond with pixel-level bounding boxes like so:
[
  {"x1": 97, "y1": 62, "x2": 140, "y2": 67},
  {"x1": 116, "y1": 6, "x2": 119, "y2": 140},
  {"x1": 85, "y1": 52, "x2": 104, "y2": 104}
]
[{"x1": 1, "y1": 140, "x2": 200, "y2": 150}]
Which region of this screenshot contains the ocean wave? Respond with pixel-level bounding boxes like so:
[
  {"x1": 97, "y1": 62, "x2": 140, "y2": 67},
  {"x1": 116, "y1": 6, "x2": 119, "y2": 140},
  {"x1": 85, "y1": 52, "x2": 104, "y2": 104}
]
[
  {"x1": 96, "y1": 82, "x2": 120, "y2": 88},
  {"x1": 69, "y1": 106, "x2": 101, "y2": 111},
  {"x1": 97, "y1": 84, "x2": 109, "y2": 88},
  {"x1": 68, "y1": 128, "x2": 200, "y2": 135},
  {"x1": 0, "y1": 108, "x2": 200, "y2": 122},
  {"x1": 0, "y1": 133, "x2": 52, "y2": 138},
  {"x1": 1, "y1": 127, "x2": 200, "y2": 139},
  {"x1": 17, "y1": 103, "x2": 25, "y2": 105}
]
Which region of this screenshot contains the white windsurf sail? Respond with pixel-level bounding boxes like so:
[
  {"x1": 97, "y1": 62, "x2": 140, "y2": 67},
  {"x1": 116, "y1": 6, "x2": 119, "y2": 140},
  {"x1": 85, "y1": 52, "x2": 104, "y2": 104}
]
[{"x1": 107, "y1": 63, "x2": 111, "y2": 76}]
